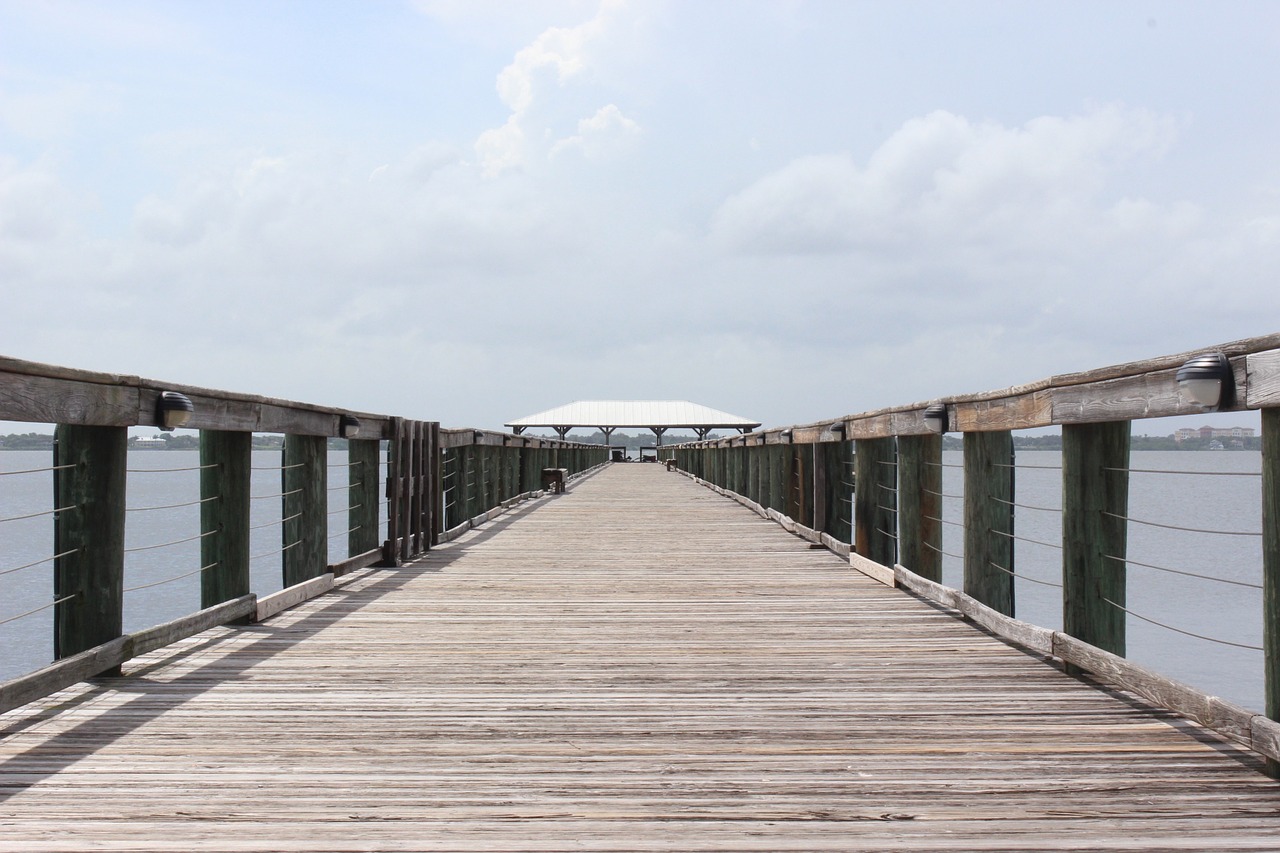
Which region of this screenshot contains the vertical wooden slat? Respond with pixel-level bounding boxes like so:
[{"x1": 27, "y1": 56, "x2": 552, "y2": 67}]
[
  {"x1": 428, "y1": 423, "x2": 441, "y2": 547},
  {"x1": 282, "y1": 434, "x2": 326, "y2": 587},
  {"x1": 347, "y1": 438, "x2": 381, "y2": 558},
  {"x1": 1262, "y1": 407, "x2": 1280, "y2": 777},
  {"x1": 384, "y1": 417, "x2": 403, "y2": 566},
  {"x1": 963, "y1": 430, "x2": 1015, "y2": 616},
  {"x1": 898, "y1": 434, "x2": 942, "y2": 582},
  {"x1": 812, "y1": 444, "x2": 828, "y2": 535},
  {"x1": 399, "y1": 420, "x2": 417, "y2": 563},
  {"x1": 200, "y1": 429, "x2": 251, "y2": 607},
  {"x1": 854, "y1": 437, "x2": 896, "y2": 566},
  {"x1": 1063, "y1": 421, "x2": 1130, "y2": 658},
  {"x1": 53, "y1": 425, "x2": 126, "y2": 666}
]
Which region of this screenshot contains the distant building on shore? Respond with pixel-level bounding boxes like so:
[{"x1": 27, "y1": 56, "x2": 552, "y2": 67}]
[{"x1": 1174, "y1": 426, "x2": 1256, "y2": 443}]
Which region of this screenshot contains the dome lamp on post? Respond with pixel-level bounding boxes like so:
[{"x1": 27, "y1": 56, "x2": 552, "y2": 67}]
[
  {"x1": 156, "y1": 391, "x2": 194, "y2": 432},
  {"x1": 1176, "y1": 352, "x2": 1235, "y2": 411},
  {"x1": 340, "y1": 415, "x2": 361, "y2": 440},
  {"x1": 923, "y1": 403, "x2": 948, "y2": 435}
]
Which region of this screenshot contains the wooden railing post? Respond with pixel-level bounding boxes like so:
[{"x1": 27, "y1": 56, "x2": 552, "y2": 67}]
[
  {"x1": 854, "y1": 437, "x2": 896, "y2": 566},
  {"x1": 963, "y1": 430, "x2": 1014, "y2": 616},
  {"x1": 898, "y1": 434, "x2": 942, "y2": 582},
  {"x1": 812, "y1": 444, "x2": 828, "y2": 535},
  {"x1": 1062, "y1": 421, "x2": 1130, "y2": 657},
  {"x1": 384, "y1": 417, "x2": 403, "y2": 565},
  {"x1": 1262, "y1": 407, "x2": 1280, "y2": 771},
  {"x1": 200, "y1": 430, "x2": 251, "y2": 607},
  {"x1": 53, "y1": 425, "x2": 126, "y2": 666},
  {"x1": 283, "y1": 434, "x2": 327, "y2": 587}
]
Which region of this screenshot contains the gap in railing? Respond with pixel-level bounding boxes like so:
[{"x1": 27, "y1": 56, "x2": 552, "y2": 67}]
[
  {"x1": 122, "y1": 430, "x2": 207, "y2": 633},
  {"x1": 0, "y1": 420, "x2": 57, "y2": 680},
  {"x1": 1122, "y1": 449, "x2": 1263, "y2": 711}
]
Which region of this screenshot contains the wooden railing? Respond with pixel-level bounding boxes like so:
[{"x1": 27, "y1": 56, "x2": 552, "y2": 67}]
[
  {"x1": 0, "y1": 356, "x2": 607, "y2": 713},
  {"x1": 666, "y1": 333, "x2": 1280, "y2": 770}
]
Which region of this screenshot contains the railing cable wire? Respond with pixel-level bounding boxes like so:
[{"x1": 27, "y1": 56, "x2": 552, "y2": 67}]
[{"x1": 1103, "y1": 597, "x2": 1263, "y2": 651}]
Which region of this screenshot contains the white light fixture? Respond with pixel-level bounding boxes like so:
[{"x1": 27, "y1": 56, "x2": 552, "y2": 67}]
[
  {"x1": 923, "y1": 403, "x2": 948, "y2": 435},
  {"x1": 340, "y1": 415, "x2": 361, "y2": 439},
  {"x1": 1176, "y1": 353, "x2": 1234, "y2": 411},
  {"x1": 156, "y1": 391, "x2": 194, "y2": 431}
]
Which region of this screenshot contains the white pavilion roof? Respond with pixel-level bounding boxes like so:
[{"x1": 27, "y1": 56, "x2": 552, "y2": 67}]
[{"x1": 506, "y1": 400, "x2": 759, "y2": 431}]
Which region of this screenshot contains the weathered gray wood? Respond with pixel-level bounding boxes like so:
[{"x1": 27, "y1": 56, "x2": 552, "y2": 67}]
[
  {"x1": 1264, "y1": 407, "x2": 1280, "y2": 774},
  {"x1": 282, "y1": 434, "x2": 327, "y2": 587},
  {"x1": 853, "y1": 437, "x2": 896, "y2": 567},
  {"x1": 0, "y1": 374, "x2": 140, "y2": 425},
  {"x1": 893, "y1": 562, "x2": 960, "y2": 609},
  {"x1": 1062, "y1": 421, "x2": 1129, "y2": 658},
  {"x1": 10, "y1": 465, "x2": 1280, "y2": 852},
  {"x1": 131, "y1": 595, "x2": 256, "y2": 656},
  {"x1": 896, "y1": 434, "x2": 941, "y2": 581},
  {"x1": 255, "y1": 574, "x2": 334, "y2": 623},
  {"x1": 200, "y1": 430, "x2": 251, "y2": 608},
  {"x1": 849, "y1": 551, "x2": 894, "y2": 586},
  {"x1": 53, "y1": 425, "x2": 127, "y2": 665},
  {"x1": 384, "y1": 418, "x2": 403, "y2": 565},
  {"x1": 1247, "y1": 349, "x2": 1280, "y2": 408},
  {"x1": 0, "y1": 637, "x2": 129, "y2": 716},
  {"x1": 329, "y1": 548, "x2": 381, "y2": 577},
  {"x1": 963, "y1": 429, "x2": 1014, "y2": 616},
  {"x1": 953, "y1": 592, "x2": 1054, "y2": 655}
]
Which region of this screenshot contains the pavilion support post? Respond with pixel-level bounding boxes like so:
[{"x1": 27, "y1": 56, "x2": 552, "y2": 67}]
[{"x1": 963, "y1": 430, "x2": 1014, "y2": 616}]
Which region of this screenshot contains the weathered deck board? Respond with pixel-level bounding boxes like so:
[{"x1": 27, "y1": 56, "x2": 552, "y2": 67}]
[{"x1": 2, "y1": 464, "x2": 1279, "y2": 851}]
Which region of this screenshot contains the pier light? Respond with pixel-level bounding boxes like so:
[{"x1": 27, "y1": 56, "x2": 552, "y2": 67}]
[
  {"x1": 156, "y1": 391, "x2": 194, "y2": 431},
  {"x1": 780, "y1": 429, "x2": 793, "y2": 442},
  {"x1": 1176, "y1": 353, "x2": 1235, "y2": 411},
  {"x1": 340, "y1": 415, "x2": 361, "y2": 439},
  {"x1": 923, "y1": 403, "x2": 948, "y2": 435}
]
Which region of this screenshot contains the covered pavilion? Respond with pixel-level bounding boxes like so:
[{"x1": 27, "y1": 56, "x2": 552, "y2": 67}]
[{"x1": 505, "y1": 400, "x2": 760, "y2": 448}]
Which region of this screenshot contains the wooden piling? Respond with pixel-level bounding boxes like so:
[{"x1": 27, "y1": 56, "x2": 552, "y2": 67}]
[
  {"x1": 854, "y1": 437, "x2": 897, "y2": 566},
  {"x1": 898, "y1": 434, "x2": 942, "y2": 582},
  {"x1": 1063, "y1": 421, "x2": 1129, "y2": 658},
  {"x1": 200, "y1": 430, "x2": 251, "y2": 607},
  {"x1": 963, "y1": 430, "x2": 1014, "y2": 616},
  {"x1": 53, "y1": 425, "x2": 127, "y2": 666},
  {"x1": 282, "y1": 434, "x2": 327, "y2": 587}
]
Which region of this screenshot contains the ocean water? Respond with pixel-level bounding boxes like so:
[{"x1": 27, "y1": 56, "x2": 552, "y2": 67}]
[{"x1": 0, "y1": 449, "x2": 1268, "y2": 712}]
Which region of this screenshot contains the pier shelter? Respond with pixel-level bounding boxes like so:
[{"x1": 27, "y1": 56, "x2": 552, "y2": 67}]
[{"x1": 505, "y1": 399, "x2": 760, "y2": 449}]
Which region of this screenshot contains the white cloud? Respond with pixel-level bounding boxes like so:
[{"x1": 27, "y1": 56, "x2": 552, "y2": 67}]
[
  {"x1": 710, "y1": 106, "x2": 1180, "y2": 257},
  {"x1": 474, "y1": 1, "x2": 635, "y2": 177},
  {"x1": 549, "y1": 103, "x2": 640, "y2": 160}
]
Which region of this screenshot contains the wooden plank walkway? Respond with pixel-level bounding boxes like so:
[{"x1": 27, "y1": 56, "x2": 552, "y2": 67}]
[{"x1": 2, "y1": 464, "x2": 1279, "y2": 851}]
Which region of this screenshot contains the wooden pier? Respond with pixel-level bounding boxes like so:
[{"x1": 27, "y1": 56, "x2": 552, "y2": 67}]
[{"x1": 3, "y1": 464, "x2": 1279, "y2": 851}]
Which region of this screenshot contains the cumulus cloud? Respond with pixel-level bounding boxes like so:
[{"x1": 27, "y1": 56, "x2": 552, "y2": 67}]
[
  {"x1": 549, "y1": 103, "x2": 641, "y2": 160},
  {"x1": 474, "y1": 1, "x2": 640, "y2": 177},
  {"x1": 710, "y1": 106, "x2": 1180, "y2": 256}
]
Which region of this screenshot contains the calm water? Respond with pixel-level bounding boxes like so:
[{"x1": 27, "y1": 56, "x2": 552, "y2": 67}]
[
  {"x1": 0, "y1": 450, "x2": 386, "y2": 682},
  {"x1": 0, "y1": 449, "x2": 1267, "y2": 712},
  {"x1": 932, "y1": 450, "x2": 1264, "y2": 711}
]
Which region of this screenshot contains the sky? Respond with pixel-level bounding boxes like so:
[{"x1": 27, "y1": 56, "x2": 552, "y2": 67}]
[{"x1": 1, "y1": 0, "x2": 1278, "y2": 433}]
